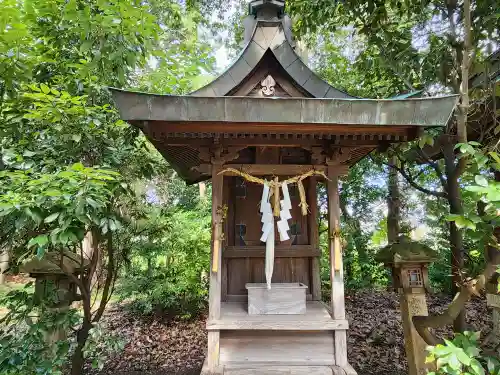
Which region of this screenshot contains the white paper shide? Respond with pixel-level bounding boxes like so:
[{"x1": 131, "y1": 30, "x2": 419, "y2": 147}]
[{"x1": 260, "y1": 182, "x2": 293, "y2": 289}]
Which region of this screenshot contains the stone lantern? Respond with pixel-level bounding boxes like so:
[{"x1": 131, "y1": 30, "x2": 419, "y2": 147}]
[
  {"x1": 21, "y1": 251, "x2": 89, "y2": 344},
  {"x1": 486, "y1": 274, "x2": 500, "y2": 351},
  {"x1": 21, "y1": 250, "x2": 89, "y2": 307},
  {"x1": 376, "y1": 236, "x2": 439, "y2": 375}
]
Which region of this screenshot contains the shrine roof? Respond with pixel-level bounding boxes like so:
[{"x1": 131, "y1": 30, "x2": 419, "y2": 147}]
[
  {"x1": 110, "y1": 89, "x2": 457, "y2": 128},
  {"x1": 109, "y1": 0, "x2": 458, "y2": 184},
  {"x1": 189, "y1": 16, "x2": 352, "y2": 98}
]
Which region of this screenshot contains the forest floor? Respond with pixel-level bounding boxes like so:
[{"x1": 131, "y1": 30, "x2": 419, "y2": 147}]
[{"x1": 93, "y1": 290, "x2": 491, "y2": 375}]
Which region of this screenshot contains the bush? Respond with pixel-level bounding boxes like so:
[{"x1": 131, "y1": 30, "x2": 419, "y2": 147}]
[
  {"x1": 426, "y1": 332, "x2": 500, "y2": 375},
  {"x1": 117, "y1": 207, "x2": 211, "y2": 318},
  {"x1": 0, "y1": 283, "x2": 124, "y2": 375}
]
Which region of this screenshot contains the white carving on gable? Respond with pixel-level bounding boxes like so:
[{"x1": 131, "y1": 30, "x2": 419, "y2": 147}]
[{"x1": 260, "y1": 75, "x2": 276, "y2": 96}]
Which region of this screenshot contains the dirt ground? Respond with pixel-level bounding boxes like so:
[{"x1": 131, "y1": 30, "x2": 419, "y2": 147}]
[{"x1": 93, "y1": 290, "x2": 491, "y2": 375}]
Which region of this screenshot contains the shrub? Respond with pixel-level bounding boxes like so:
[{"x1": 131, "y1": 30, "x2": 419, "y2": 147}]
[
  {"x1": 426, "y1": 332, "x2": 500, "y2": 375},
  {"x1": 117, "y1": 207, "x2": 211, "y2": 318}
]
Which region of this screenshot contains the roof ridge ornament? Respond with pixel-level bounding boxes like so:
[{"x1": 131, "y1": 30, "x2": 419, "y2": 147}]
[{"x1": 249, "y1": 0, "x2": 285, "y2": 20}]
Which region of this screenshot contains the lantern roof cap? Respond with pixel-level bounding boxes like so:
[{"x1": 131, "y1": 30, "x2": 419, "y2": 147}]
[
  {"x1": 376, "y1": 236, "x2": 439, "y2": 265},
  {"x1": 21, "y1": 250, "x2": 90, "y2": 275}
]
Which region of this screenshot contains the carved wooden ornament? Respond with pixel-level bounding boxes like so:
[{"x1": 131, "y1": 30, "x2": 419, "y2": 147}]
[{"x1": 260, "y1": 75, "x2": 276, "y2": 96}]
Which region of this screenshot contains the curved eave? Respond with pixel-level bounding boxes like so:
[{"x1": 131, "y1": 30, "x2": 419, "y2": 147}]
[
  {"x1": 191, "y1": 19, "x2": 353, "y2": 99},
  {"x1": 110, "y1": 90, "x2": 458, "y2": 128}
]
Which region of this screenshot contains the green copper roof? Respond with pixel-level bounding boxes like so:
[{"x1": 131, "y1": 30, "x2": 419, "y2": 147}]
[{"x1": 376, "y1": 236, "x2": 439, "y2": 264}]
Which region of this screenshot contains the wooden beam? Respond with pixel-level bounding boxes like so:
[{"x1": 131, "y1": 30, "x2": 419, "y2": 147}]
[
  {"x1": 224, "y1": 246, "x2": 321, "y2": 258},
  {"x1": 150, "y1": 135, "x2": 395, "y2": 148},
  {"x1": 138, "y1": 120, "x2": 416, "y2": 137},
  {"x1": 308, "y1": 177, "x2": 322, "y2": 301},
  {"x1": 326, "y1": 166, "x2": 348, "y2": 368},
  {"x1": 207, "y1": 318, "x2": 349, "y2": 331},
  {"x1": 195, "y1": 164, "x2": 349, "y2": 177}
]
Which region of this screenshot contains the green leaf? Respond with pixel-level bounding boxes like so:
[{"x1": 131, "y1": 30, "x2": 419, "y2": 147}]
[
  {"x1": 44, "y1": 212, "x2": 60, "y2": 223},
  {"x1": 72, "y1": 134, "x2": 82, "y2": 143},
  {"x1": 475, "y1": 175, "x2": 488, "y2": 187},
  {"x1": 80, "y1": 40, "x2": 93, "y2": 53},
  {"x1": 456, "y1": 349, "x2": 471, "y2": 366},
  {"x1": 27, "y1": 235, "x2": 49, "y2": 248},
  {"x1": 36, "y1": 246, "x2": 45, "y2": 259},
  {"x1": 448, "y1": 353, "x2": 461, "y2": 370},
  {"x1": 40, "y1": 83, "x2": 51, "y2": 94},
  {"x1": 470, "y1": 359, "x2": 486, "y2": 375}
]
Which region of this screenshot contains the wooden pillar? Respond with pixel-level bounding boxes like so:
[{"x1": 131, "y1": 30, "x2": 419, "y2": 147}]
[
  {"x1": 208, "y1": 162, "x2": 224, "y2": 374},
  {"x1": 327, "y1": 167, "x2": 348, "y2": 368},
  {"x1": 308, "y1": 177, "x2": 321, "y2": 301}
]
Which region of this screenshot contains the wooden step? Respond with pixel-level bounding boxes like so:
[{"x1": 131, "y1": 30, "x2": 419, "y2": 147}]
[
  {"x1": 223, "y1": 365, "x2": 335, "y2": 375},
  {"x1": 207, "y1": 301, "x2": 349, "y2": 331}
]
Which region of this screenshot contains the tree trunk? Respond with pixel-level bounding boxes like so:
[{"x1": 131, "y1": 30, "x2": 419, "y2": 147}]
[
  {"x1": 147, "y1": 257, "x2": 153, "y2": 278},
  {"x1": 70, "y1": 318, "x2": 92, "y2": 375},
  {"x1": 443, "y1": 142, "x2": 466, "y2": 332},
  {"x1": 83, "y1": 230, "x2": 101, "y2": 289},
  {"x1": 0, "y1": 249, "x2": 9, "y2": 285},
  {"x1": 199, "y1": 182, "x2": 207, "y2": 199},
  {"x1": 387, "y1": 157, "x2": 401, "y2": 244}
]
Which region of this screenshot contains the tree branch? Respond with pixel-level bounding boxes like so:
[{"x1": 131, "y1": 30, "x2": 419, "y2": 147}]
[
  {"x1": 416, "y1": 148, "x2": 447, "y2": 190},
  {"x1": 413, "y1": 253, "x2": 500, "y2": 345},
  {"x1": 375, "y1": 156, "x2": 447, "y2": 198}
]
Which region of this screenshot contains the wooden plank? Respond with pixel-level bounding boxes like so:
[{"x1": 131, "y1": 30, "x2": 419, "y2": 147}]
[
  {"x1": 226, "y1": 245, "x2": 316, "y2": 251},
  {"x1": 227, "y1": 259, "x2": 249, "y2": 295},
  {"x1": 224, "y1": 247, "x2": 321, "y2": 258},
  {"x1": 207, "y1": 318, "x2": 349, "y2": 331},
  {"x1": 224, "y1": 366, "x2": 334, "y2": 375},
  {"x1": 159, "y1": 136, "x2": 386, "y2": 147},
  {"x1": 222, "y1": 164, "x2": 331, "y2": 176},
  {"x1": 326, "y1": 167, "x2": 348, "y2": 368},
  {"x1": 207, "y1": 331, "x2": 221, "y2": 372},
  {"x1": 207, "y1": 301, "x2": 348, "y2": 330},
  {"x1": 220, "y1": 331, "x2": 335, "y2": 366},
  {"x1": 308, "y1": 177, "x2": 322, "y2": 301},
  {"x1": 198, "y1": 164, "x2": 347, "y2": 176},
  {"x1": 143, "y1": 121, "x2": 416, "y2": 136},
  {"x1": 225, "y1": 293, "x2": 314, "y2": 302}
]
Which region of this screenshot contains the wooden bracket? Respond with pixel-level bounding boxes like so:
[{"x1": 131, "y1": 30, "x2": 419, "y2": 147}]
[
  {"x1": 198, "y1": 146, "x2": 245, "y2": 165},
  {"x1": 325, "y1": 147, "x2": 352, "y2": 165}
]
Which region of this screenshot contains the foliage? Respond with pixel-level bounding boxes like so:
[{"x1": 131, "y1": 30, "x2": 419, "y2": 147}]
[
  {"x1": 0, "y1": 164, "x2": 124, "y2": 259},
  {"x1": 117, "y1": 206, "x2": 211, "y2": 317},
  {"x1": 426, "y1": 332, "x2": 500, "y2": 375},
  {"x1": 83, "y1": 323, "x2": 125, "y2": 371},
  {"x1": 0, "y1": 284, "x2": 79, "y2": 375},
  {"x1": 0, "y1": 283, "x2": 124, "y2": 374}
]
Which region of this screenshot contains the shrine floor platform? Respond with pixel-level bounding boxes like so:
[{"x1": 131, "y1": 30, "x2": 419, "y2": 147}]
[{"x1": 206, "y1": 301, "x2": 349, "y2": 331}]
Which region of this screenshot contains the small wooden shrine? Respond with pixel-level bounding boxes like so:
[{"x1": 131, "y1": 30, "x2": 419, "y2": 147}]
[{"x1": 111, "y1": 1, "x2": 456, "y2": 374}]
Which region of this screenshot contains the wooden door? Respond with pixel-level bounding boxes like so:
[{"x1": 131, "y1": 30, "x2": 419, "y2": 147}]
[{"x1": 223, "y1": 177, "x2": 312, "y2": 300}]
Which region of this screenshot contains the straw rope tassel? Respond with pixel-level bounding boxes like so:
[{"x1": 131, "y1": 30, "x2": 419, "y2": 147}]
[
  {"x1": 297, "y1": 178, "x2": 308, "y2": 216},
  {"x1": 273, "y1": 177, "x2": 280, "y2": 217}
]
